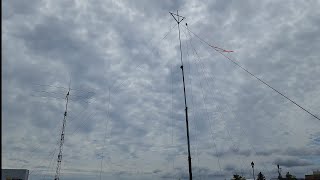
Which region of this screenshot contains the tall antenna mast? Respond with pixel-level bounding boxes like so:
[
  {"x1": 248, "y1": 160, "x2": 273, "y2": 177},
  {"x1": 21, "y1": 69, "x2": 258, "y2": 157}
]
[
  {"x1": 54, "y1": 84, "x2": 71, "y2": 180},
  {"x1": 169, "y1": 10, "x2": 192, "y2": 180}
]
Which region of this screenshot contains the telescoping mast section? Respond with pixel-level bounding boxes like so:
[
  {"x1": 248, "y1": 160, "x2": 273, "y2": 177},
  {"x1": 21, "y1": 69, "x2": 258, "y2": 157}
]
[{"x1": 169, "y1": 10, "x2": 193, "y2": 180}]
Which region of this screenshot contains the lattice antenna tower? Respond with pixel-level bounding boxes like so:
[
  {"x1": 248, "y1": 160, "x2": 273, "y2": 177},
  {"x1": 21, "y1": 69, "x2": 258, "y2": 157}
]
[{"x1": 54, "y1": 85, "x2": 71, "y2": 180}]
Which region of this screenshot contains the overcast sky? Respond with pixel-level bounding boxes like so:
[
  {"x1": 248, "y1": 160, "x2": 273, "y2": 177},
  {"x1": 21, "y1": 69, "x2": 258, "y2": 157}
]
[{"x1": 2, "y1": 0, "x2": 320, "y2": 180}]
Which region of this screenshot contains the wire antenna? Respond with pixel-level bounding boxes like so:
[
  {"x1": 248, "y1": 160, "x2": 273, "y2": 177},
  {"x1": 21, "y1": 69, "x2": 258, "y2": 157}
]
[
  {"x1": 185, "y1": 24, "x2": 320, "y2": 122},
  {"x1": 54, "y1": 84, "x2": 71, "y2": 180},
  {"x1": 169, "y1": 10, "x2": 193, "y2": 180}
]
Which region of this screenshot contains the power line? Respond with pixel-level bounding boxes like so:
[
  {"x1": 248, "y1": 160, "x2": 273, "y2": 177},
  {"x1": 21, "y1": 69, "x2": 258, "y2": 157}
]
[
  {"x1": 15, "y1": 96, "x2": 93, "y2": 170},
  {"x1": 99, "y1": 88, "x2": 111, "y2": 180},
  {"x1": 184, "y1": 24, "x2": 318, "y2": 177},
  {"x1": 31, "y1": 83, "x2": 95, "y2": 93},
  {"x1": 170, "y1": 63, "x2": 176, "y2": 180},
  {"x1": 106, "y1": 23, "x2": 177, "y2": 92},
  {"x1": 185, "y1": 24, "x2": 320, "y2": 121},
  {"x1": 183, "y1": 16, "x2": 251, "y2": 179},
  {"x1": 18, "y1": 86, "x2": 101, "y2": 177},
  {"x1": 183, "y1": 20, "x2": 258, "y2": 179},
  {"x1": 29, "y1": 147, "x2": 58, "y2": 177},
  {"x1": 27, "y1": 98, "x2": 116, "y2": 178},
  {"x1": 97, "y1": 20, "x2": 178, "y2": 179},
  {"x1": 29, "y1": 35, "x2": 177, "y2": 177},
  {"x1": 183, "y1": 28, "x2": 224, "y2": 174},
  {"x1": 183, "y1": 25, "x2": 273, "y2": 176},
  {"x1": 27, "y1": 108, "x2": 101, "y2": 178},
  {"x1": 184, "y1": 30, "x2": 205, "y2": 180},
  {"x1": 17, "y1": 96, "x2": 90, "y2": 171},
  {"x1": 42, "y1": 148, "x2": 58, "y2": 180}
]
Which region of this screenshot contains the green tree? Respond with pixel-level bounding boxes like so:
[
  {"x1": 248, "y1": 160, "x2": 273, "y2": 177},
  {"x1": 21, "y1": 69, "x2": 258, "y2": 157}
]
[
  {"x1": 257, "y1": 172, "x2": 266, "y2": 180},
  {"x1": 232, "y1": 174, "x2": 246, "y2": 180},
  {"x1": 285, "y1": 172, "x2": 297, "y2": 180}
]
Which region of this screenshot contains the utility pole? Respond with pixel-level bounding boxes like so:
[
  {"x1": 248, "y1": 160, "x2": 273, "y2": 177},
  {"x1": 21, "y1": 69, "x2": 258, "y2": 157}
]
[
  {"x1": 169, "y1": 10, "x2": 192, "y2": 180},
  {"x1": 54, "y1": 86, "x2": 71, "y2": 180},
  {"x1": 251, "y1": 161, "x2": 255, "y2": 180}
]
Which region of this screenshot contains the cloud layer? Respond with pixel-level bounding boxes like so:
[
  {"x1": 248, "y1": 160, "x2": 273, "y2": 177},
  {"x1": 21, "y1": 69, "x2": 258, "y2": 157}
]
[{"x1": 3, "y1": 0, "x2": 320, "y2": 179}]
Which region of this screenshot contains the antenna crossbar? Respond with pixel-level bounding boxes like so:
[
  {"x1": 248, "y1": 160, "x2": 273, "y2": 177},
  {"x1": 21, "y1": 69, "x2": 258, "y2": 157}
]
[{"x1": 169, "y1": 11, "x2": 185, "y2": 24}]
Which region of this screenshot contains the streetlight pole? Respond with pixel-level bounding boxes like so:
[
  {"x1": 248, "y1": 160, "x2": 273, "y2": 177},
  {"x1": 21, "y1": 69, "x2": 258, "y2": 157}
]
[
  {"x1": 277, "y1": 164, "x2": 282, "y2": 180},
  {"x1": 251, "y1": 161, "x2": 255, "y2": 180}
]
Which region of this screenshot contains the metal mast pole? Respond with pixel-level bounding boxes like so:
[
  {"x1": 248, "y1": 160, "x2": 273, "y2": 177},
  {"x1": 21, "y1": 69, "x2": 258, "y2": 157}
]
[
  {"x1": 54, "y1": 87, "x2": 70, "y2": 180},
  {"x1": 169, "y1": 10, "x2": 192, "y2": 180}
]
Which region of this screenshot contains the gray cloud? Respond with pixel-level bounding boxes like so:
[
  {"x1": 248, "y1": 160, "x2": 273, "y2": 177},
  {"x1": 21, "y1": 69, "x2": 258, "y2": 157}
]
[
  {"x1": 2, "y1": 0, "x2": 320, "y2": 180},
  {"x1": 224, "y1": 164, "x2": 236, "y2": 171},
  {"x1": 208, "y1": 146, "x2": 252, "y2": 158},
  {"x1": 284, "y1": 147, "x2": 320, "y2": 156},
  {"x1": 255, "y1": 149, "x2": 280, "y2": 156},
  {"x1": 274, "y1": 157, "x2": 313, "y2": 168}
]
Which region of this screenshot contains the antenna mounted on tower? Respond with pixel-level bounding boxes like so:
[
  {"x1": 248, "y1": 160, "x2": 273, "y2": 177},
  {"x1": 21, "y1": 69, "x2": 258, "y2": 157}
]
[{"x1": 169, "y1": 10, "x2": 193, "y2": 180}]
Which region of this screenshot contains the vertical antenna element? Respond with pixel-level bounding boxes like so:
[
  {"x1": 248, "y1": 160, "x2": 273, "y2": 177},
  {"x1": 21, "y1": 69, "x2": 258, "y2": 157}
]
[
  {"x1": 169, "y1": 10, "x2": 193, "y2": 180},
  {"x1": 54, "y1": 86, "x2": 70, "y2": 180}
]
